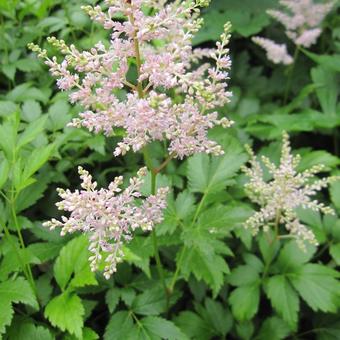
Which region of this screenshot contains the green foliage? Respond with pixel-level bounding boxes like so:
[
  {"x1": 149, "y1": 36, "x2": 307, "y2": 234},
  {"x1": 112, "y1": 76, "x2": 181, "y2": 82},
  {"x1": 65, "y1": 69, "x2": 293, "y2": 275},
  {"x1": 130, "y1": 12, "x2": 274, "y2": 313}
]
[{"x1": 0, "y1": 0, "x2": 340, "y2": 338}]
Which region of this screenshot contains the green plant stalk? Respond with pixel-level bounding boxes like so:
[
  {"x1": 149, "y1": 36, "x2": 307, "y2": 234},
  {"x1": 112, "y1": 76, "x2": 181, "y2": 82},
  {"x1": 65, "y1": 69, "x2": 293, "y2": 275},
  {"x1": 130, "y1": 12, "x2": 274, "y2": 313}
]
[
  {"x1": 10, "y1": 197, "x2": 36, "y2": 293},
  {"x1": 129, "y1": 7, "x2": 169, "y2": 310},
  {"x1": 151, "y1": 170, "x2": 170, "y2": 311}
]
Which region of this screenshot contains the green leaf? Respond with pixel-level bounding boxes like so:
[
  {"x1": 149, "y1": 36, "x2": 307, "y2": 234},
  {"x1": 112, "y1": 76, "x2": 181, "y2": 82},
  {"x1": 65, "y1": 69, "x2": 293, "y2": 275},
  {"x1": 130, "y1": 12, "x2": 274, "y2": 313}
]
[
  {"x1": 204, "y1": 298, "x2": 232, "y2": 336},
  {"x1": 229, "y1": 283, "x2": 260, "y2": 321},
  {"x1": 54, "y1": 236, "x2": 97, "y2": 291},
  {"x1": 17, "y1": 115, "x2": 47, "y2": 149},
  {"x1": 257, "y1": 317, "x2": 291, "y2": 340},
  {"x1": 21, "y1": 100, "x2": 42, "y2": 122},
  {"x1": 27, "y1": 242, "x2": 62, "y2": 262},
  {"x1": 228, "y1": 265, "x2": 260, "y2": 286},
  {"x1": 266, "y1": 275, "x2": 299, "y2": 328},
  {"x1": 174, "y1": 311, "x2": 212, "y2": 340},
  {"x1": 22, "y1": 144, "x2": 54, "y2": 181},
  {"x1": 187, "y1": 135, "x2": 247, "y2": 195},
  {"x1": 105, "y1": 287, "x2": 120, "y2": 313},
  {"x1": 47, "y1": 99, "x2": 71, "y2": 131},
  {"x1": 330, "y1": 177, "x2": 340, "y2": 212},
  {"x1": 131, "y1": 286, "x2": 167, "y2": 316},
  {"x1": 44, "y1": 292, "x2": 84, "y2": 339},
  {"x1": 290, "y1": 264, "x2": 340, "y2": 313},
  {"x1": 0, "y1": 301, "x2": 13, "y2": 335},
  {"x1": 330, "y1": 243, "x2": 340, "y2": 265},
  {"x1": 0, "y1": 277, "x2": 38, "y2": 309},
  {"x1": 276, "y1": 241, "x2": 315, "y2": 273},
  {"x1": 7, "y1": 318, "x2": 54, "y2": 340},
  {"x1": 104, "y1": 311, "x2": 136, "y2": 340},
  {"x1": 140, "y1": 316, "x2": 187, "y2": 340},
  {"x1": 298, "y1": 150, "x2": 340, "y2": 171},
  {"x1": 0, "y1": 159, "x2": 10, "y2": 189},
  {"x1": 0, "y1": 101, "x2": 17, "y2": 117},
  {"x1": 180, "y1": 245, "x2": 230, "y2": 296}
]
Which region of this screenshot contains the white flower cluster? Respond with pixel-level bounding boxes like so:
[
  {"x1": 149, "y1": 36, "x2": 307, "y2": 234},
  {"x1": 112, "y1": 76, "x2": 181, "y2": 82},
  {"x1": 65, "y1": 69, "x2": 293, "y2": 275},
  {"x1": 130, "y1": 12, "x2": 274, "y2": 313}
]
[{"x1": 243, "y1": 132, "x2": 339, "y2": 249}]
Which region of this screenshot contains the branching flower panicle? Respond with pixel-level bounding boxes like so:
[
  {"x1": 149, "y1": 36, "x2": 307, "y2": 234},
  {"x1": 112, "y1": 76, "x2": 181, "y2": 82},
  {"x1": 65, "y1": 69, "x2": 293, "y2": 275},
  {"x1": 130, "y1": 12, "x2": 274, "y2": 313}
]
[
  {"x1": 43, "y1": 167, "x2": 169, "y2": 279},
  {"x1": 267, "y1": 0, "x2": 334, "y2": 48},
  {"x1": 251, "y1": 37, "x2": 293, "y2": 65},
  {"x1": 28, "y1": 0, "x2": 233, "y2": 159},
  {"x1": 242, "y1": 132, "x2": 339, "y2": 250},
  {"x1": 252, "y1": 0, "x2": 334, "y2": 65}
]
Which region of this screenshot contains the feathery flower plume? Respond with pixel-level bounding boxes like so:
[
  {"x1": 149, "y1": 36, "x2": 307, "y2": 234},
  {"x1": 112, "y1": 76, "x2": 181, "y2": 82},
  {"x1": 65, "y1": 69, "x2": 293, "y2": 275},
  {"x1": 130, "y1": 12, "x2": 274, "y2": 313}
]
[
  {"x1": 267, "y1": 0, "x2": 334, "y2": 48},
  {"x1": 43, "y1": 167, "x2": 169, "y2": 279},
  {"x1": 28, "y1": 0, "x2": 233, "y2": 159},
  {"x1": 242, "y1": 132, "x2": 339, "y2": 250},
  {"x1": 252, "y1": 37, "x2": 293, "y2": 65}
]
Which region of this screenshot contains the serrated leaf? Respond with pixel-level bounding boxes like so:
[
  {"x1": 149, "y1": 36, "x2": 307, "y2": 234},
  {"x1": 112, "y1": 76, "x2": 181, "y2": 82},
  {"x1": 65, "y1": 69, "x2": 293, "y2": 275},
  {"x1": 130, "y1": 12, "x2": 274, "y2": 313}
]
[
  {"x1": 187, "y1": 136, "x2": 247, "y2": 195},
  {"x1": 105, "y1": 287, "x2": 120, "y2": 313},
  {"x1": 104, "y1": 311, "x2": 136, "y2": 340},
  {"x1": 229, "y1": 283, "x2": 260, "y2": 321},
  {"x1": 27, "y1": 242, "x2": 62, "y2": 262},
  {"x1": 54, "y1": 236, "x2": 97, "y2": 291},
  {"x1": 257, "y1": 317, "x2": 291, "y2": 340},
  {"x1": 0, "y1": 277, "x2": 38, "y2": 309},
  {"x1": 289, "y1": 264, "x2": 340, "y2": 313},
  {"x1": 0, "y1": 301, "x2": 13, "y2": 335},
  {"x1": 228, "y1": 265, "x2": 260, "y2": 286},
  {"x1": 22, "y1": 144, "x2": 54, "y2": 181},
  {"x1": 330, "y1": 243, "x2": 340, "y2": 265},
  {"x1": 132, "y1": 286, "x2": 167, "y2": 316},
  {"x1": 266, "y1": 275, "x2": 299, "y2": 328},
  {"x1": 17, "y1": 115, "x2": 47, "y2": 149},
  {"x1": 45, "y1": 293, "x2": 84, "y2": 339},
  {"x1": 276, "y1": 241, "x2": 315, "y2": 273},
  {"x1": 174, "y1": 311, "x2": 212, "y2": 340},
  {"x1": 140, "y1": 316, "x2": 187, "y2": 340},
  {"x1": 180, "y1": 246, "x2": 229, "y2": 296},
  {"x1": 0, "y1": 159, "x2": 10, "y2": 189},
  {"x1": 21, "y1": 100, "x2": 42, "y2": 122},
  {"x1": 204, "y1": 298, "x2": 232, "y2": 336},
  {"x1": 7, "y1": 318, "x2": 54, "y2": 340}
]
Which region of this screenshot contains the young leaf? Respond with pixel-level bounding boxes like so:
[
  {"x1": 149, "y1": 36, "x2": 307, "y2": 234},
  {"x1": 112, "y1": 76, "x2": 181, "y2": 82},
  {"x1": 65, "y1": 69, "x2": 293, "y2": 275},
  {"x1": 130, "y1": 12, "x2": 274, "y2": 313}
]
[
  {"x1": 266, "y1": 275, "x2": 299, "y2": 328},
  {"x1": 44, "y1": 292, "x2": 84, "y2": 339},
  {"x1": 330, "y1": 243, "x2": 340, "y2": 265}
]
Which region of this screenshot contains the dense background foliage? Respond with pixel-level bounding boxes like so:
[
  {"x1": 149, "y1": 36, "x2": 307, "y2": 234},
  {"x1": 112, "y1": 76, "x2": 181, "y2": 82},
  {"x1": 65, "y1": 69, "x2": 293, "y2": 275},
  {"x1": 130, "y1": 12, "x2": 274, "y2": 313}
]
[{"x1": 0, "y1": 0, "x2": 340, "y2": 339}]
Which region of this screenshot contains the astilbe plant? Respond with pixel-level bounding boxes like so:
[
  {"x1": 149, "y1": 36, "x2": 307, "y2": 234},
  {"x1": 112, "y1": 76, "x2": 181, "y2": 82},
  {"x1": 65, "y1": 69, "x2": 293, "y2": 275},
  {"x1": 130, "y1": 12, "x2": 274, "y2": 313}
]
[
  {"x1": 243, "y1": 132, "x2": 339, "y2": 250},
  {"x1": 252, "y1": 0, "x2": 334, "y2": 65},
  {"x1": 28, "y1": 0, "x2": 233, "y2": 279}
]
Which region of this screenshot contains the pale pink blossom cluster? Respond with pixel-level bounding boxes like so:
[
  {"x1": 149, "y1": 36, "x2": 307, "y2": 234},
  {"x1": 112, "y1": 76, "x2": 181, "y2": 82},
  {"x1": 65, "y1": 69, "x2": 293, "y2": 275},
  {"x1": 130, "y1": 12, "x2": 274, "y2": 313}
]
[
  {"x1": 29, "y1": 0, "x2": 233, "y2": 159},
  {"x1": 251, "y1": 37, "x2": 293, "y2": 65},
  {"x1": 43, "y1": 167, "x2": 168, "y2": 279},
  {"x1": 267, "y1": 0, "x2": 334, "y2": 48},
  {"x1": 243, "y1": 132, "x2": 338, "y2": 249},
  {"x1": 253, "y1": 0, "x2": 334, "y2": 65}
]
